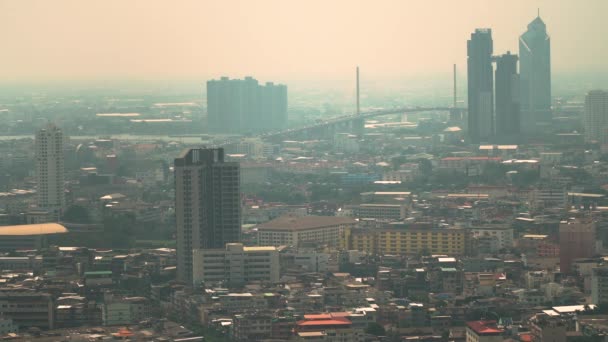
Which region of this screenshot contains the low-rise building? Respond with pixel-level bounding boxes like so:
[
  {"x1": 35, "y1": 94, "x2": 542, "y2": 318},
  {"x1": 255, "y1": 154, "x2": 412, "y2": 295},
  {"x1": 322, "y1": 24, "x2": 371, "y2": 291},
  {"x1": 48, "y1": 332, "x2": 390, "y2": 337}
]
[
  {"x1": 192, "y1": 243, "x2": 279, "y2": 287},
  {"x1": 465, "y1": 320, "x2": 504, "y2": 342},
  {"x1": 0, "y1": 290, "x2": 55, "y2": 330},
  {"x1": 354, "y1": 204, "x2": 407, "y2": 221},
  {"x1": 257, "y1": 215, "x2": 356, "y2": 248},
  {"x1": 346, "y1": 222, "x2": 466, "y2": 256}
]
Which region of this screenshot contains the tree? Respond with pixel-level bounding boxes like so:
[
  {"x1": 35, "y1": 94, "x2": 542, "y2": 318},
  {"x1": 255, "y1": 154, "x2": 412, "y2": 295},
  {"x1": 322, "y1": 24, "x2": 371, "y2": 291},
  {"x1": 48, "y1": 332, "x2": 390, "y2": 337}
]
[
  {"x1": 103, "y1": 212, "x2": 136, "y2": 248},
  {"x1": 365, "y1": 322, "x2": 386, "y2": 336},
  {"x1": 62, "y1": 205, "x2": 92, "y2": 223}
]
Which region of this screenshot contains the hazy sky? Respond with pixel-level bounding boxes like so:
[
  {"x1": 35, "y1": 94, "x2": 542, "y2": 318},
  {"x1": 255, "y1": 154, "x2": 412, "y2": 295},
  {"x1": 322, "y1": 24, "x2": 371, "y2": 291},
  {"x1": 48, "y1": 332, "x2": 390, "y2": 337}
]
[{"x1": 2, "y1": 0, "x2": 607, "y2": 82}]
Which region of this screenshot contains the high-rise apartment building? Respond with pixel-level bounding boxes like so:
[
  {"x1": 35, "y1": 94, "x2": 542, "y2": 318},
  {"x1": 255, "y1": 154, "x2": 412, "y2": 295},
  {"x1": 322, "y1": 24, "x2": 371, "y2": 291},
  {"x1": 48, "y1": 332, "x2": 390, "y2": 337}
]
[
  {"x1": 467, "y1": 29, "x2": 494, "y2": 143},
  {"x1": 592, "y1": 267, "x2": 608, "y2": 305},
  {"x1": 559, "y1": 219, "x2": 596, "y2": 274},
  {"x1": 35, "y1": 124, "x2": 65, "y2": 210},
  {"x1": 519, "y1": 15, "x2": 551, "y2": 132},
  {"x1": 174, "y1": 148, "x2": 241, "y2": 284},
  {"x1": 583, "y1": 90, "x2": 608, "y2": 143},
  {"x1": 494, "y1": 52, "x2": 520, "y2": 141},
  {"x1": 206, "y1": 77, "x2": 287, "y2": 134}
]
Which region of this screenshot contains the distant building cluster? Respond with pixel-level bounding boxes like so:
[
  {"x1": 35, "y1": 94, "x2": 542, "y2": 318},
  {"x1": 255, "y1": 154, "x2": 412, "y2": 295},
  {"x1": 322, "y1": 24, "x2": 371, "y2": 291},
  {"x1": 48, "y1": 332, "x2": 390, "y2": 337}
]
[
  {"x1": 207, "y1": 76, "x2": 288, "y2": 134},
  {"x1": 2, "y1": 6, "x2": 608, "y2": 342},
  {"x1": 467, "y1": 15, "x2": 551, "y2": 144}
]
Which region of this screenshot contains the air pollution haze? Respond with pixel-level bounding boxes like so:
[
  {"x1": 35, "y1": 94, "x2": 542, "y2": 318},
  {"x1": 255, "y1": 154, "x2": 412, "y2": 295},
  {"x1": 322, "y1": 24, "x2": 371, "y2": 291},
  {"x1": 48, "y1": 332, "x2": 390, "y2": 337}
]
[{"x1": 2, "y1": 0, "x2": 608, "y2": 83}]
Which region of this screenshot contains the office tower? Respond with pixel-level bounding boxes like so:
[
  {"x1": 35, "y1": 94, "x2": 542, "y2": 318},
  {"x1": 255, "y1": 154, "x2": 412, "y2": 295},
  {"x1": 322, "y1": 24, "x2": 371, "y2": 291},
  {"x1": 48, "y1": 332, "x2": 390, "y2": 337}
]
[
  {"x1": 174, "y1": 148, "x2": 241, "y2": 284},
  {"x1": 559, "y1": 219, "x2": 596, "y2": 274},
  {"x1": 35, "y1": 123, "x2": 65, "y2": 210},
  {"x1": 494, "y1": 52, "x2": 520, "y2": 141},
  {"x1": 206, "y1": 77, "x2": 287, "y2": 135},
  {"x1": 519, "y1": 14, "x2": 551, "y2": 132},
  {"x1": 467, "y1": 29, "x2": 494, "y2": 143},
  {"x1": 583, "y1": 90, "x2": 608, "y2": 143}
]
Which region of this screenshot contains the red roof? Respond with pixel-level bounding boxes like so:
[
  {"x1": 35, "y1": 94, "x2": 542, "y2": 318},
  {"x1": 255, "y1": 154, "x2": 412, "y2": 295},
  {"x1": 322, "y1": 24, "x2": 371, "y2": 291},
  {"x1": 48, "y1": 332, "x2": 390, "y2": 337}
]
[
  {"x1": 519, "y1": 333, "x2": 533, "y2": 342},
  {"x1": 297, "y1": 318, "x2": 352, "y2": 327},
  {"x1": 466, "y1": 321, "x2": 504, "y2": 335},
  {"x1": 303, "y1": 312, "x2": 351, "y2": 320},
  {"x1": 303, "y1": 314, "x2": 332, "y2": 320}
]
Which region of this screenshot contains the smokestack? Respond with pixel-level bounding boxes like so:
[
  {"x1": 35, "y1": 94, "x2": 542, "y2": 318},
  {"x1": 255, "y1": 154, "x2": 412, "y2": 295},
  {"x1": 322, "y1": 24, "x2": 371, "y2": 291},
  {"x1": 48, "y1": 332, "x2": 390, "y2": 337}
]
[
  {"x1": 356, "y1": 66, "x2": 360, "y2": 116},
  {"x1": 453, "y1": 64, "x2": 457, "y2": 108}
]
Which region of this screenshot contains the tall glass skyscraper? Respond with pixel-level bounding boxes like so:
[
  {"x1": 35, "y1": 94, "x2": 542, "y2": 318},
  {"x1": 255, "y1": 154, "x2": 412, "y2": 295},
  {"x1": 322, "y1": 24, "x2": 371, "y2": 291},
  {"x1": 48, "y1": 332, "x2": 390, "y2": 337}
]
[
  {"x1": 467, "y1": 29, "x2": 494, "y2": 144},
  {"x1": 519, "y1": 15, "x2": 551, "y2": 132},
  {"x1": 495, "y1": 52, "x2": 520, "y2": 142}
]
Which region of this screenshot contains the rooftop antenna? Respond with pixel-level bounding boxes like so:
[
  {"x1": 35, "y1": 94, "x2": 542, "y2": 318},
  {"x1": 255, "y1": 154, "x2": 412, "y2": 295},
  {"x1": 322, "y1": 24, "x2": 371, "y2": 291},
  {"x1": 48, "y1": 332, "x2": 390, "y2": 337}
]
[
  {"x1": 356, "y1": 66, "x2": 360, "y2": 116},
  {"x1": 453, "y1": 64, "x2": 457, "y2": 108}
]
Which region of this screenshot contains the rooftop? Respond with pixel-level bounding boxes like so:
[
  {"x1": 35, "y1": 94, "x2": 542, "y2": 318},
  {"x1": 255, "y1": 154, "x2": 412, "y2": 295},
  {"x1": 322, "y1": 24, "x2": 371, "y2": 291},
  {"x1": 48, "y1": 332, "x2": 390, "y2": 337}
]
[
  {"x1": 0, "y1": 223, "x2": 68, "y2": 236},
  {"x1": 257, "y1": 215, "x2": 357, "y2": 231},
  {"x1": 466, "y1": 321, "x2": 504, "y2": 335},
  {"x1": 297, "y1": 318, "x2": 352, "y2": 327}
]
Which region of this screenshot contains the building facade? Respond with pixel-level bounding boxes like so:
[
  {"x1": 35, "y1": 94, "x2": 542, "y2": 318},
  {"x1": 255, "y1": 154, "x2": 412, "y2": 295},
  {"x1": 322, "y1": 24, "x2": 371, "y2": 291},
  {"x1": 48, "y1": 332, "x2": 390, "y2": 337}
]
[
  {"x1": 354, "y1": 204, "x2": 407, "y2": 221},
  {"x1": 346, "y1": 223, "x2": 466, "y2": 256},
  {"x1": 35, "y1": 123, "x2": 65, "y2": 211},
  {"x1": 592, "y1": 267, "x2": 608, "y2": 305},
  {"x1": 207, "y1": 76, "x2": 287, "y2": 134},
  {"x1": 465, "y1": 320, "x2": 504, "y2": 342},
  {"x1": 0, "y1": 290, "x2": 55, "y2": 330},
  {"x1": 494, "y1": 52, "x2": 520, "y2": 142},
  {"x1": 467, "y1": 29, "x2": 494, "y2": 143},
  {"x1": 174, "y1": 148, "x2": 241, "y2": 283},
  {"x1": 257, "y1": 216, "x2": 357, "y2": 248},
  {"x1": 583, "y1": 90, "x2": 608, "y2": 143},
  {"x1": 559, "y1": 219, "x2": 596, "y2": 274},
  {"x1": 519, "y1": 15, "x2": 551, "y2": 131},
  {"x1": 192, "y1": 243, "x2": 279, "y2": 286}
]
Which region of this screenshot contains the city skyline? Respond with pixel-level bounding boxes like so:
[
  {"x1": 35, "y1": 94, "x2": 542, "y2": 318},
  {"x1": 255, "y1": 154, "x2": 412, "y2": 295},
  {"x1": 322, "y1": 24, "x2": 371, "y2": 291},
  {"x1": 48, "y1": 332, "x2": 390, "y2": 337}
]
[{"x1": 2, "y1": 0, "x2": 608, "y2": 82}]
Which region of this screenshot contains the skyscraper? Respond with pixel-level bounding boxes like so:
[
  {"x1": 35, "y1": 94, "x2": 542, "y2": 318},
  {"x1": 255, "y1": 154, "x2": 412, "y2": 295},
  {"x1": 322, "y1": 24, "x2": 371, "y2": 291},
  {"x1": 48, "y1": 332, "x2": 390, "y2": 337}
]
[
  {"x1": 206, "y1": 77, "x2": 287, "y2": 135},
  {"x1": 467, "y1": 29, "x2": 494, "y2": 144},
  {"x1": 174, "y1": 148, "x2": 241, "y2": 284},
  {"x1": 35, "y1": 123, "x2": 65, "y2": 210},
  {"x1": 494, "y1": 52, "x2": 520, "y2": 141},
  {"x1": 583, "y1": 90, "x2": 608, "y2": 143},
  {"x1": 519, "y1": 14, "x2": 551, "y2": 132}
]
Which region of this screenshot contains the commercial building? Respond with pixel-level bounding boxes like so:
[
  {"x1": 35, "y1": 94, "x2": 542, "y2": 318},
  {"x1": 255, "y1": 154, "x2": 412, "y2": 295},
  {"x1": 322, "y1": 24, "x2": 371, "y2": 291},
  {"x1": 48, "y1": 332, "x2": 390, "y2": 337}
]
[
  {"x1": 174, "y1": 148, "x2": 241, "y2": 284},
  {"x1": 280, "y1": 249, "x2": 330, "y2": 273},
  {"x1": 257, "y1": 215, "x2": 357, "y2": 248},
  {"x1": 346, "y1": 223, "x2": 466, "y2": 256},
  {"x1": 0, "y1": 290, "x2": 55, "y2": 330},
  {"x1": 559, "y1": 219, "x2": 596, "y2": 274},
  {"x1": 354, "y1": 204, "x2": 407, "y2": 221},
  {"x1": 207, "y1": 76, "x2": 287, "y2": 134},
  {"x1": 35, "y1": 123, "x2": 65, "y2": 211},
  {"x1": 192, "y1": 243, "x2": 279, "y2": 287},
  {"x1": 583, "y1": 90, "x2": 608, "y2": 143},
  {"x1": 467, "y1": 29, "x2": 494, "y2": 143},
  {"x1": 494, "y1": 52, "x2": 520, "y2": 141},
  {"x1": 465, "y1": 320, "x2": 504, "y2": 342},
  {"x1": 519, "y1": 15, "x2": 552, "y2": 131}
]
